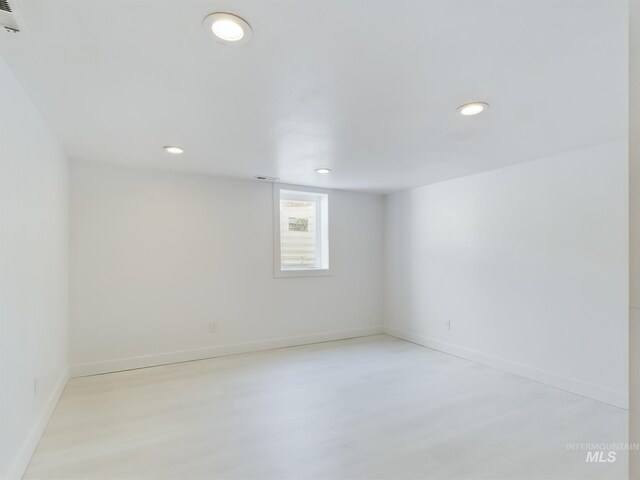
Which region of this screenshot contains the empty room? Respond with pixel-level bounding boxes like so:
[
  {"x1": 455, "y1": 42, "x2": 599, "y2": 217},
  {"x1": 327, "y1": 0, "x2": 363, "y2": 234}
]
[{"x1": 1, "y1": 0, "x2": 639, "y2": 479}]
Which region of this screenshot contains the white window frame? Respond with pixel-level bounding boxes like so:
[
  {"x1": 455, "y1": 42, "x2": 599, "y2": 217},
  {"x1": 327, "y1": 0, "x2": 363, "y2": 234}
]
[{"x1": 273, "y1": 183, "x2": 330, "y2": 278}]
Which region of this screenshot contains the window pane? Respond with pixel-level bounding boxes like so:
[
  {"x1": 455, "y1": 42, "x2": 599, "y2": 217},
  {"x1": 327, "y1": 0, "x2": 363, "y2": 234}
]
[{"x1": 280, "y1": 198, "x2": 317, "y2": 268}]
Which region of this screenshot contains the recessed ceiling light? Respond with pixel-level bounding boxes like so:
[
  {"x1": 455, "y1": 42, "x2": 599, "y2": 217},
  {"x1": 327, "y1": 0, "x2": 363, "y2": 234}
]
[
  {"x1": 164, "y1": 146, "x2": 184, "y2": 154},
  {"x1": 203, "y1": 13, "x2": 252, "y2": 45},
  {"x1": 458, "y1": 102, "x2": 489, "y2": 116},
  {"x1": 316, "y1": 168, "x2": 332, "y2": 174}
]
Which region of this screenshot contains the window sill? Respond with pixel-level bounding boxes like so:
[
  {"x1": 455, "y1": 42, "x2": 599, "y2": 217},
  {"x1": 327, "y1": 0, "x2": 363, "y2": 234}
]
[{"x1": 274, "y1": 268, "x2": 332, "y2": 279}]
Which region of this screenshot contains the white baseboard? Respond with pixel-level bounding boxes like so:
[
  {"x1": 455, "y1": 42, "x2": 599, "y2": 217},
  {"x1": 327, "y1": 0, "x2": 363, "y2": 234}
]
[
  {"x1": 70, "y1": 326, "x2": 384, "y2": 377},
  {"x1": 4, "y1": 367, "x2": 69, "y2": 480},
  {"x1": 384, "y1": 326, "x2": 628, "y2": 409}
]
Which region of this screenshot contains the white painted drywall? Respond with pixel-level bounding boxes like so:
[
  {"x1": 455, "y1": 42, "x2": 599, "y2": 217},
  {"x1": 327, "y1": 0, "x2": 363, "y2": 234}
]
[
  {"x1": 384, "y1": 141, "x2": 628, "y2": 407},
  {"x1": 630, "y1": 0, "x2": 640, "y2": 473},
  {"x1": 69, "y1": 162, "x2": 384, "y2": 372},
  {"x1": 0, "y1": 58, "x2": 69, "y2": 479}
]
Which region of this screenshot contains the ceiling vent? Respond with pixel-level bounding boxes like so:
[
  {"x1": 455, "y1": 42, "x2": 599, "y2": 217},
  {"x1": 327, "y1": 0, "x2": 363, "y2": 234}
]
[{"x1": 1, "y1": 0, "x2": 21, "y2": 33}]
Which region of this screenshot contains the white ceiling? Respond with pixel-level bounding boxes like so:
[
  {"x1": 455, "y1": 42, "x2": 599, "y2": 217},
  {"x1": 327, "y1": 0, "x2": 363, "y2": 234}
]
[{"x1": 0, "y1": 0, "x2": 628, "y2": 193}]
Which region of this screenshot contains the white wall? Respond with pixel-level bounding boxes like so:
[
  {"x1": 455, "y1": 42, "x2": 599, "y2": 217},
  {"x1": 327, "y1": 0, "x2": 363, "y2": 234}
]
[
  {"x1": 385, "y1": 141, "x2": 628, "y2": 407},
  {"x1": 0, "y1": 58, "x2": 69, "y2": 479},
  {"x1": 69, "y1": 161, "x2": 384, "y2": 374},
  {"x1": 631, "y1": 0, "x2": 640, "y2": 472},
  {"x1": 628, "y1": 0, "x2": 640, "y2": 472}
]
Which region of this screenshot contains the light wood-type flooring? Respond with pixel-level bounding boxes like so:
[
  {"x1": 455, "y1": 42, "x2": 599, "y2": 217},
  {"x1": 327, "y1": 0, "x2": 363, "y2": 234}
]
[{"x1": 25, "y1": 335, "x2": 627, "y2": 479}]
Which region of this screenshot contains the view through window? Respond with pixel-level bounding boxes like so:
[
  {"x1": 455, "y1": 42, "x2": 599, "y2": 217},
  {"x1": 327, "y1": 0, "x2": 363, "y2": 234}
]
[{"x1": 276, "y1": 187, "x2": 329, "y2": 275}]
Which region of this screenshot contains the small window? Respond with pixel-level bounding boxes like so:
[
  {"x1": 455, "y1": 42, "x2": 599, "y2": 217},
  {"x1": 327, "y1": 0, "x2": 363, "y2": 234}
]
[{"x1": 273, "y1": 184, "x2": 329, "y2": 277}]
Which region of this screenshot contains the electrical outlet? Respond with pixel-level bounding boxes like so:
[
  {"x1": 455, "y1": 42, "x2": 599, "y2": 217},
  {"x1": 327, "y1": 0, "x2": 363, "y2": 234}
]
[
  {"x1": 209, "y1": 322, "x2": 217, "y2": 334},
  {"x1": 445, "y1": 320, "x2": 451, "y2": 330}
]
